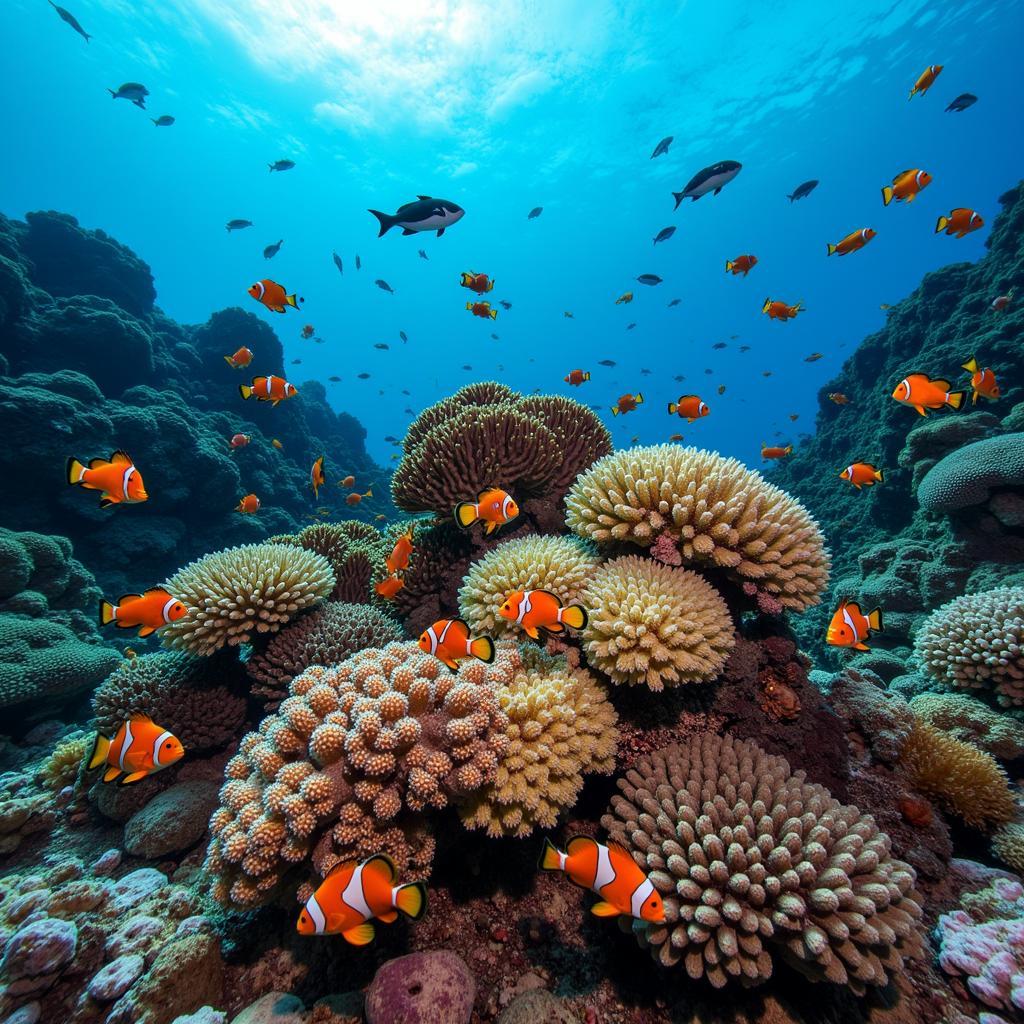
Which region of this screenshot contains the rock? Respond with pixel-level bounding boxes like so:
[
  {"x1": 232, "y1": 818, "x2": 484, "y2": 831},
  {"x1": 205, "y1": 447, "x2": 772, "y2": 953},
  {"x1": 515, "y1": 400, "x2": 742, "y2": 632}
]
[
  {"x1": 230, "y1": 992, "x2": 305, "y2": 1024},
  {"x1": 91, "y1": 848, "x2": 122, "y2": 876},
  {"x1": 1, "y1": 1003, "x2": 41, "y2": 1024},
  {"x1": 124, "y1": 781, "x2": 220, "y2": 858},
  {"x1": 171, "y1": 1011, "x2": 227, "y2": 1024},
  {"x1": 498, "y1": 990, "x2": 580, "y2": 1024},
  {"x1": 0, "y1": 917, "x2": 77, "y2": 982},
  {"x1": 108, "y1": 868, "x2": 167, "y2": 912},
  {"x1": 106, "y1": 915, "x2": 165, "y2": 959},
  {"x1": 88, "y1": 953, "x2": 144, "y2": 1001},
  {"x1": 126, "y1": 933, "x2": 224, "y2": 1024},
  {"x1": 365, "y1": 950, "x2": 475, "y2": 1024}
]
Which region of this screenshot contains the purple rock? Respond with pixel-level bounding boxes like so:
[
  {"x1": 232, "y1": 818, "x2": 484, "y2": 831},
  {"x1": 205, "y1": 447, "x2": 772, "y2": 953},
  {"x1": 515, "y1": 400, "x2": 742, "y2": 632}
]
[
  {"x1": 365, "y1": 950, "x2": 475, "y2": 1024},
  {"x1": 174, "y1": 916, "x2": 211, "y2": 938},
  {"x1": 169, "y1": 1009, "x2": 226, "y2": 1024},
  {"x1": 91, "y1": 849, "x2": 122, "y2": 876},
  {"x1": 108, "y1": 869, "x2": 166, "y2": 912},
  {"x1": 1, "y1": 918, "x2": 77, "y2": 980},
  {"x1": 87, "y1": 953, "x2": 144, "y2": 1001},
  {"x1": 1, "y1": 1002, "x2": 41, "y2": 1023},
  {"x1": 106, "y1": 915, "x2": 164, "y2": 959}
]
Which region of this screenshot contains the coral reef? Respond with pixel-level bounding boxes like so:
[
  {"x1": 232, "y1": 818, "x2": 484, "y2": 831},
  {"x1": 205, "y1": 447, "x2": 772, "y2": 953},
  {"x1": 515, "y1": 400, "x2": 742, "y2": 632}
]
[
  {"x1": 566, "y1": 445, "x2": 830, "y2": 611},
  {"x1": 273, "y1": 522, "x2": 390, "y2": 604},
  {"x1": 992, "y1": 823, "x2": 1024, "y2": 873},
  {"x1": 917, "y1": 433, "x2": 1024, "y2": 513},
  {"x1": 160, "y1": 543, "x2": 335, "y2": 655},
  {"x1": 36, "y1": 731, "x2": 89, "y2": 791},
  {"x1": 581, "y1": 555, "x2": 735, "y2": 690},
  {"x1": 909, "y1": 691, "x2": 1024, "y2": 760},
  {"x1": 364, "y1": 950, "x2": 475, "y2": 1024}
]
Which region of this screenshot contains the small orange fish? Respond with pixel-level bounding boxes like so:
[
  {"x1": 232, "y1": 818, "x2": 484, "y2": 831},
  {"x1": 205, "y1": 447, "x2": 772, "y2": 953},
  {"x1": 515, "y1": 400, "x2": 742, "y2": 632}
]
[
  {"x1": 827, "y1": 228, "x2": 876, "y2": 256},
  {"x1": 66, "y1": 450, "x2": 147, "y2": 509},
  {"x1": 891, "y1": 373, "x2": 966, "y2": 416},
  {"x1": 962, "y1": 356, "x2": 1000, "y2": 403},
  {"x1": 239, "y1": 376, "x2": 297, "y2": 406},
  {"x1": 991, "y1": 293, "x2": 1012, "y2": 312},
  {"x1": 375, "y1": 514, "x2": 387, "y2": 522},
  {"x1": 374, "y1": 573, "x2": 405, "y2": 600},
  {"x1": 789, "y1": 414, "x2": 799, "y2": 422},
  {"x1": 88, "y1": 714, "x2": 185, "y2": 785},
  {"x1": 466, "y1": 301, "x2": 497, "y2": 320},
  {"x1": 826, "y1": 600, "x2": 883, "y2": 651},
  {"x1": 272, "y1": 439, "x2": 283, "y2": 450},
  {"x1": 725, "y1": 254, "x2": 757, "y2": 276},
  {"x1": 498, "y1": 589, "x2": 588, "y2": 640},
  {"x1": 100, "y1": 587, "x2": 187, "y2": 638},
  {"x1": 762, "y1": 298, "x2": 803, "y2": 321},
  {"x1": 237, "y1": 493, "x2": 260, "y2": 514},
  {"x1": 668, "y1": 433, "x2": 684, "y2": 442},
  {"x1": 882, "y1": 169, "x2": 932, "y2": 206},
  {"x1": 564, "y1": 369, "x2": 590, "y2": 386},
  {"x1": 880, "y1": 303, "x2": 892, "y2": 310},
  {"x1": 301, "y1": 324, "x2": 315, "y2": 339},
  {"x1": 460, "y1": 271, "x2": 494, "y2": 294},
  {"x1": 615, "y1": 292, "x2": 633, "y2": 305},
  {"x1": 828, "y1": 392, "x2": 850, "y2": 405},
  {"x1": 455, "y1": 487, "x2": 519, "y2": 535},
  {"x1": 229, "y1": 433, "x2": 251, "y2": 449},
  {"x1": 249, "y1": 279, "x2": 303, "y2": 314},
  {"x1": 311, "y1": 456, "x2": 325, "y2": 499},
  {"x1": 346, "y1": 489, "x2": 372, "y2": 506},
  {"x1": 717, "y1": 385, "x2": 726, "y2": 396},
  {"x1": 667, "y1": 395, "x2": 708, "y2": 422},
  {"x1": 223, "y1": 346, "x2": 254, "y2": 368},
  {"x1": 385, "y1": 527, "x2": 414, "y2": 575},
  {"x1": 909, "y1": 64, "x2": 942, "y2": 100},
  {"x1": 611, "y1": 393, "x2": 643, "y2": 416},
  {"x1": 761, "y1": 443, "x2": 792, "y2": 460},
  {"x1": 804, "y1": 353, "x2": 824, "y2": 362},
  {"x1": 296, "y1": 855, "x2": 426, "y2": 944},
  {"x1": 339, "y1": 475, "x2": 355, "y2": 488},
  {"x1": 418, "y1": 618, "x2": 495, "y2": 674},
  {"x1": 935, "y1": 208, "x2": 984, "y2": 238},
  {"x1": 839, "y1": 463, "x2": 884, "y2": 489}
]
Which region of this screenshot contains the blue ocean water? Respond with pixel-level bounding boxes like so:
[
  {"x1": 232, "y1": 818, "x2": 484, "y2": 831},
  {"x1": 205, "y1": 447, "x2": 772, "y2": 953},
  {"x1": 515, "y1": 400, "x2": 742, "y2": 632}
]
[{"x1": 4, "y1": 0, "x2": 1022, "y2": 467}]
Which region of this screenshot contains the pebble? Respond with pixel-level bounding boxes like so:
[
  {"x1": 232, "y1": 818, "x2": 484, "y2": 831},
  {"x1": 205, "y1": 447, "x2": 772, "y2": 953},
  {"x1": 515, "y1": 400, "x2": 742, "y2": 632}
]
[
  {"x1": 87, "y1": 954, "x2": 144, "y2": 1001},
  {"x1": 91, "y1": 849, "x2": 122, "y2": 876},
  {"x1": 497, "y1": 990, "x2": 580, "y2": 1024},
  {"x1": 106, "y1": 915, "x2": 165, "y2": 959},
  {"x1": 108, "y1": 869, "x2": 166, "y2": 913},
  {"x1": 1, "y1": 918, "x2": 78, "y2": 980},
  {"x1": 171, "y1": 1010, "x2": 227, "y2": 1024},
  {"x1": 175, "y1": 916, "x2": 211, "y2": 938},
  {"x1": 230, "y1": 992, "x2": 305, "y2": 1024},
  {"x1": 1, "y1": 1003, "x2": 41, "y2": 1024},
  {"x1": 365, "y1": 951, "x2": 475, "y2": 1024},
  {"x1": 4, "y1": 892, "x2": 48, "y2": 926}
]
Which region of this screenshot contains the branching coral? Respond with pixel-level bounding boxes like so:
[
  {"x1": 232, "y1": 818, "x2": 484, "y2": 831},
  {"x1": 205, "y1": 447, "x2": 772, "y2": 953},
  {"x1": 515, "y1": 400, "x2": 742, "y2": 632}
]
[
  {"x1": 898, "y1": 720, "x2": 1016, "y2": 829},
  {"x1": 273, "y1": 522, "x2": 388, "y2": 603},
  {"x1": 246, "y1": 602, "x2": 404, "y2": 708},
  {"x1": 601, "y1": 733, "x2": 924, "y2": 991},
  {"x1": 460, "y1": 649, "x2": 617, "y2": 838},
  {"x1": 581, "y1": 555, "x2": 735, "y2": 690},
  {"x1": 909, "y1": 691, "x2": 1024, "y2": 761},
  {"x1": 458, "y1": 536, "x2": 600, "y2": 636},
  {"x1": 160, "y1": 543, "x2": 335, "y2": 655},
  {"x1": 914, "y1": 587, "x2": 1024, "y2": 707},
  {"x1": 205, "y1": 641, "x2": 514, "y2": 909},
  {"x1": 566, "y1": 445, "x2": 830, "y2": 611}
]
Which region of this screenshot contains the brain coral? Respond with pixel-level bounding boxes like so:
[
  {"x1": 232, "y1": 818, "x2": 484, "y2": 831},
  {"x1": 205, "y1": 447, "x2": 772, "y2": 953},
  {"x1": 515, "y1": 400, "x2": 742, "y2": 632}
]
[
  {"x1": 160, "y1": 543, "x2": 335, "y2": 655},
  {"x1": 273, "y1": 522, "x2": 388, "y2": 603},
  {"x1": 581, "y1": 555, "x2": 735, "y2": 690},
  {"x1": 205, "y1": 641, "x2": 515, "y2": 909},
  {"x1": 458, "y1": 536, "x2": 600, "y2": 636},
  {"x1": 601, "y1": 733, "x2": 924, "y2": 991},
  {"x1": 246, "y1": 602, "x2": 404, "y2": 708},
  {"x1": 914, "y1": 587, "x2": 1024, "y2": 707},
  {"x1": 565, "y1": 445, "x2": 829, "y2": 611},
  {"x1": 460, "y1": 649, "x2": 617, "y2": 838},
  {"x1": 917, "y1": 433, "x2": 1024, "y2": 513},
  {"x1": 391, "y1": 383, "x2": 611, "y2": 514},
  {"x1": 908, "y1": 691, "x2": 1024, "y2": 761},
  {"x1": 92, "y1": 651, "x2": 247, "y2": 752}
]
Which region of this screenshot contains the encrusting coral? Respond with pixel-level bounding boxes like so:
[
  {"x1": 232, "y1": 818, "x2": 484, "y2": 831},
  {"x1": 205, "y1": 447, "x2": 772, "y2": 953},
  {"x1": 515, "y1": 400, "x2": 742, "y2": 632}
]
[
  {"x1": 909, "y1": 691, "x2": 1024, "y2": 761},
  {"x1": 917, "y1": 433, "x2": 1024, "y2": 513},
  {"x1": 205, "y1": 641, "x2": 515, "y2": 909},
  {"x1": 159, "y1": 543, "x2": 335, "y2": 655},
  {"x1": 898, "y1": 719, "x2": 1016, "y2": 829},
  {"x1": 459, "y1": 648, "x2": 618, "y2": 838},
  {"x1": 566, "y1": 445, "x2": 830, "y2": 611},
  {"x1": 581, "y1": 555, "x2": 735, "y2": 690},
  {"x1": 272, "y1": 522, "x2": 389, "y2": 603},
  {"x1": 458, "y1": 535, "x2": 600, "y2": 636},
  {"x1": 914, "y1": 586, "x2": 1024, "y2": 707},
  {"x1": 246, "y1": 601, "x2": 404, "y2": 708},
  {"x1": 601, "y1": 732, "x2": 924, "y2": 991}
]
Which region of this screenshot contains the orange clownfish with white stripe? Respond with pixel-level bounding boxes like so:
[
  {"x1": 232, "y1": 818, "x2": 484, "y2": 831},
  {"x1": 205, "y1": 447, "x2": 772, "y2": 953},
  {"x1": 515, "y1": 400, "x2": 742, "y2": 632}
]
[
  {"x1": 310, "y1": 456, "x2": 325, "y2": 499},
  {"x1": 455, "y1": 487, "x2": 519, "y2": 535},
  {"x1": 962, "y1": 356, "x2": 1000, "y2": 403},
  {"x1": 248, "y1": 279, "x2": 303, "y2": 314},
  {"x1": 100, "y1": 587, "x2": 187, "y2": 638},
  {"x1": 826, "y1": 599, "x2": 883, "y2": 651},
  {"x1": 417, "y1": 618, "x2": 495, "y2": 674},
  {"x1": 498, "y1": 590, "x2": 588, "y2": 640},
  {"x1": 296, "y1": 855, "x2": 427, "y2": 945},
  {"x1": 239, "y1": 376, "x2": 298, "y2": 406},
  {"x1": 540, "y1": 836, "x2": 665, "y2": 924},
  {"x1": 87, "y1": 715, "x2": 185, "y2": 784},
  {"x1": 891, "y1": 373, "x2": 965, "y2": 416},
  {"x1": 66, "y1": 451, "x2": 147, "y2": 509}
]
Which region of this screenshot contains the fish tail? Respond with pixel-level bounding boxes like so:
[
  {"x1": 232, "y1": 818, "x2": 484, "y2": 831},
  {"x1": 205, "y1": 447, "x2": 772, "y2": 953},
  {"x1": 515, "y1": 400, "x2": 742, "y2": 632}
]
[
  {"x1": 583, "y1": 372, "x2": 590, "y2": 381},
  {"x1": 635, "y1": 393, "x2": 644, "y2": 405},
  {"x1": 489, "y1": 308, "x2": 497, "y2": 320},
  {"x1": 725, "y1": 260, "x2": 733, "y2": 273},
  {"x1": 881, "y1": 186, "x2": 894, "y2": 206},
  {"x1": 66, "y1": 457, "x2": 86, "y2": 485},
  {"x1": 394, "y1": 882, "x2": 427, "y2": 921},
  {"x1": 560, "y1": 604, "x2": 588, "y2": 630},
  {"x1": 465, "y1": 302, "x2": 473, "y2": 311},
  {"x1": 239, "y1": 384, "x2": 252, "y2": 400},
  {"x1": 285, "y1": 294, "x2": 300, "y2": 308},
  {"x1": 454, "y1": 502, "x2": 478, "y2": 529},
  {"x1": 672, "y1": 191, "x2": 685, "y2": 211},
  {"x1": 469, "y1": 636, "x2": 495, "y2": 664},
  {"x1": 99, "y1": 599, "x2": 116, "y2": 626},
  {"x1": 874, "y1": 468, "x2": 884, "y2": 482},
  {"x1": 87, "y1": 733, "x2": 111, "y2": 771},
  {"x1": 368, "y1": 209, "x2": 395, "y2": 237},
  {"x1": 961, "y1": 356, "x2": 978, "y2": 374},
  {"x1": 826, "y1": 243, "x2": 837, "y2": 256},
  {"x1": 222, "y1": 355, "x2": 236, "y2": 367},
  {"x1": 667, "y1": 403, "x2": 678, "y2": 414},
  {"x1": 786, "y1": 193, "x2": 794, "y2": 202},
  {"x1": 935, "y1": 215, "x2": 949, "y2": 234},
  {"x1": 107, "y1": 88, "x2": 116, "y2": 98},
  {"x1": 867, "y1": 608, "x2": 884, "y2": 632},
  {"x1": 946, "y1": 390, "x2": 966, "y2": 409},
  {"x1": 610, "y1": 406, "x2": 619, "y2": 416},
  {"x1": 539, "y1": 838, "x2": 564, "y2": 872}
]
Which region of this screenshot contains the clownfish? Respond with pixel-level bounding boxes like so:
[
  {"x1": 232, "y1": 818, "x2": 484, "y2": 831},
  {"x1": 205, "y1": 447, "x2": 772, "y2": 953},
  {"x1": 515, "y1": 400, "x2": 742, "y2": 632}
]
[
  {"x1": 882, "y1": 169, "x2": 932, "y2": 206},
  {"x1": 962, "y1": 356, "x2": 1000, "y2": 404},
  {"x1": 346, "y1": 489, "x2": 372, "y2": 506},
  {"x1": 66, "y1": 451, "x2": 147, "y2": 509},
  {"x1": 87, "y1": 715, "x2": 185, "y2": 785},
  {"x1": 839, "y1": 463, "x2": 884, "y2": 489},
  {"x1": 455, "y1": 487, "x2": 519, "y2": 535},
  {"x1": 614, "y1": 292, "x2": 633, "y2": 305},
  {"x1": 540, "y1": 837, "x2": 665, "y2": 924},
  {"x1": 100, "y1": 587, "x2": 187, "y2": 638},
  {"x1": 229, "y1": 433, "x2": 251, "y2": 449},
  {"x1": 935, "y1": 208, "x2": 984, "y2": 239},
  {"x1": 725, "y1": 254, "x2": 757, "y2": 276},
  {"x1": 828, "y1": 392, "x2": 850, "y2": 405},
  {"x1": 385, "y1": 527, "x2": 414, "y2": 575},
  {"x1": 826, "y1": 599, "x2": 883, "y2": 651},
  {"x1": 564, "y1": 369, "x2": 590, "y2": 386},
  {"x1": 466, "y1": 301, "x2": 497, "y2": 320},
  {"x1": 296, "y1": 855, "x2": 426, "y2": 945},
  {"x1": 417, "y1": 618, "x2": 495, "y2": 673},
  {"x1": 891, "y1": 373, "x2": 965, "y2": 416},
  {"x1": 827, "y1": 228, "x2": 876, "y2": 257},
  {"x1": 248, "y1": 279, "x2": 303, "y2": 314},
  {"x1": 223, "y1": 346, "x2": 254, "y2": 369},
  {"x1": 498, "y1": 589, "x2": 588, "y2": 640},
  {"x1": 612, "y1": 393, "x2": 643, "y2": 416},
  {"x1": 239, "y1": 376, "x2": 298, "y2": 406},
  {"x1": 237, "y1": 493, "x2": 260, "y2": 514},
  {"x1": 668, "y1": 395, "x2": 708, "y2": 422},
  {"x1": 310, "y1": 456, "x2": 325, "y2": 499},
  {"x1": 762, "y1": 298, "x2": 804, "y2": 321},
  {"x1": 301, "y1": 324, "x2": 315, "y2": 339},
  {"x1": 761, "y1": 443, "x2": 792, "y2": 460},
  {"x1": 909, "y1": 64, "x2": 942, "y2": 100},
  {"x1": 460, "y1": 271, "x2": 494, "y2": 294},
  {"x1": 374, "y1": 573, "x2": 405, "y2": 600}
]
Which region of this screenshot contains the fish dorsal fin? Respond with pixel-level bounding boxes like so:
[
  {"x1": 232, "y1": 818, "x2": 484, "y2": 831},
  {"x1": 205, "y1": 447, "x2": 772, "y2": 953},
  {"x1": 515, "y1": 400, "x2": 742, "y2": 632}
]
[
  {"x1": 532, "y1": 589, "x2": 563, "y2": 607},
  {"x1": 129, "y1": 713, "x2": 154, "y2": 725},
  {"x1": 416, "y1": 195, "x2": 431, "y2": 201},
  {"x1": 475, "y1": 487, "x2": 496, "y2": 502},
  {"x1": 143, "y1": 587, "x2": 169, "y2": 597},
  {"x1": 117, "y1": 593, "x2": 143, "y2": 605},
  {"x1": 565, "y1": 835, "x2": 596, "y2": 857},
  {"x1": 110, "y1": 450, "x2": 133, "y2": 465},
  {"x1": 605, "y1": 840, "x2": 632, "y2": 860},
  {"x1": 933, "y1": 378, "x2": 952, "y2": 391},
  {"x1": 362, "y1": 854, "x2": 397, "y2": 884},
  {"x1": 897, "y1": 169, "x2": 915, "y2": 179},
  {"x1": 325, "y1": 859, "x2": 357, "y2": 881}
]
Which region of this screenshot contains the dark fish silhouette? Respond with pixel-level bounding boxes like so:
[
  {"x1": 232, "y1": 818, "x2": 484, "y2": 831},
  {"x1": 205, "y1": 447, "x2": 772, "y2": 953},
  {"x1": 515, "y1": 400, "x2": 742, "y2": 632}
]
[
  {"x1": 598, "y1": 359, "x2": 616, "y2": 367},
  {"x1": 668, "y1": 298, "x2": 681, "y2": 307},
  {"x1": 528, "y1": 207, "x2": 543, "y2": 219},
  {"x1": 787, "y1": 179, "x2": 818, "y2": 203},
  {"x1": 375, "y1": 279, "x2": 394, "y2": 294},
  {"x1": 369, "y1": 196, "x2": 465, "y2": 237},
  {"x1": 49, "y1": 1, "x2": 90, "y2": 41},
  {"x1": 653, "y1": 226, "x2": 676, "y2": 245},
  {"x1": 399, "y1": 331, "x2": 408, "y2": 342},
  {"x1": 151, "y1": 115, "x2": 174, "y2": 127},
  {"x1": 418, "y1": 249, "x2": 428, "y2": 260},
  {"x1": 108, "y1": 82, "x2": 148, "y2": 108},
  {"x1": 627, "y1": 323, "x2": 637, "y2": 330},
  {"x1": 269, "y1": 160, "x2": 295, "y2": 172},
  {"x1": 739, "y1": 345, "x2": 750, "y2": 352},
  {"x1": 499, "y1": 300, "x2": 511, "y2": 310},
  {"x1": 713, "y1": 342, "x2": 726, "y2": 350},
  {"x1": 462, "y1": 365, "x2": 473, "y2": 370},
  {"x1": 332, "y1": 252, "x2": 343, "y2": 275},
  {"x1": 491, "y1": 333, "x2": 499, "y2": 340},
  {"x1": 945, "y1": 93, "x2": 977, "y2": 112},
  {"x1": 640, "y1": 368, "x2": 651, "y2": 375},
  {"x1": 328, "y1": 375, "x2": 341, "y2": 382},
  {"x1": 357, "y1": 373, "x2": 370, "y2": 379},
  {"x1": 673, "y1": 160, "x2": 741, "y2": 208},
  {"x1": 291, "y1": 359, "x2": 301, "y2": 364},
  {"x1": 355, "y1": 255, "x2": 362, "y2": 270},
  {"x1": 651, "y1": 136, "x2": 672, "y2": 159},
  {"x1": 226, "y1": 219, "x2": 252, "y2": 232},
  {"x1": 263, "y1": 239, "x2": 283, "y2": 260},
  {"x1": 637, "y1": 274, "x2": 662, "y2": 286},
  {"x1": 401, "y1": 390, "x2": 410, "y2": 396},
  {"x1": 374, "y1": 343, "x2": 389, "y2": 350}
]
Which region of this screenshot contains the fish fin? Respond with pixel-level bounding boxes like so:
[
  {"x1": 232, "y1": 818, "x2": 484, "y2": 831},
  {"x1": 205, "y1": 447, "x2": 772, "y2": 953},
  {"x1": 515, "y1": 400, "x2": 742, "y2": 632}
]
[
  {"x1": 271, "y1": 399, "x2": 280, "y2": 407},
  {"x1": 98, "y1": 496, "x2": 117, "y2": 509},
  {"x1": 560, "y1": 605, "x2": 588, "y2": 631},
  {"x1": 523, "y1": 625, "x2": 541, "y2": 640},
  {"x1": 489, "y1": 308, "x2": 498, "y2": 319},
  {"x1": 394, "y1": 882, "x2": 427, "y2": 921},
  {"x1": 935, "y1": 215, "x2": 949, "y2": 233},
  {"x1": 285, "y1": 294, "x2": 299, "y2": 308},
  {"x1": 881, "y1": 186, "x2": 893, "y2": 206},
  {"x1": 99, "y1": 600, "x2": 116, "y2": 626},
  {"x1": 972, "y1": 391, "x2": 979, "y2": 405},
  {"x1": 906, "y1": 192, "x2": 916, "y2": 202},
  {"x1": 439, "y1": 655, "x2": 460, "y2": 674},
  {"x1": 565, "y1": 835, "x2": 596, "y2": 857},
  {"x1": 540, "y1": 621, "x2": 566, "y2": 636},
  {"x1": 483, "y1": 520, "x2": 498, "y2": 536},
  {"x1": 469, "y1": 636, "x2": 495, "y2": 664},
  {"x1": 109, "y1": 450, "x2": 132, "y2": 465},
  {"x1": 725, "y1": 260, "x2": 733, "y2": 272},
  {"x1": 671, "y1": 191, "x2": 685, "y2": 210},
  {"x1": 325, "y1": 858, "x2": 358, "y2": 880},
  {"x1": 368, "y1": 210, "x2": 394, "y2": 237},
  {"x1": 853, "y1": 642, "x2": 871, "y2": 652},
  {"x1": 239, "y1": 384, "x2": 252, "y2": 400},
  {"x1": 947, "y1": 390, "x2": 966, "y2": 410},
  {"x1": 129, "y1": 714, "x2": 154, "y2": 725},
  {"x1": 377, "y1": 910, "x2": 398, "y2": 924},
  {"x1": 454, "y1": 502, "x2": 478, "y2": 529},
  {"x1": 66, "y1": 457, "x2": 86, "y2": 485},
  {"x1": 120, "y1": 770, "x2": 149, "y2": 785},
  {"x1": 102, "y1": 766, "x2": 122, "y2": 783},
  {"x1": 590, "y1": 901, "x2": 621, "y2": 918},
  {"x1": 363, "y1": 854, "x2": 398, "y2": 884},
  {"x1": 539, "y1": 838, "x2": 564, "y2": 871},
  {"x1": 465, "y1": 302, "x2": 473, "y2": 311},
  {"x1": 88, "y1": 733, "x2": 110, "y2": 770},
  {"x1": 915, "y1": 405, "x2": 928, "y2": 416},
  {"x1": 874, "y1": 468, "x2": 884, "y2": 482},
  {"x1": 610, "y1": 406, "x2": 619, "y2": 416},
  {"x1": 667, "y1": 403, "x2": 677, "y2": 414},
  {"x1": 635, "y1": 393, "x2": 644, "y2": 405},
  {"x1": 223, "y1": 355, "x2": 235, "y2": 367},
  {"x1": 961, "y1": 356, "x2": 978, "y2": 373},
  {"x1": 826, "y1": 243, "x2": 837, "y2": 256},
  {"x1": 341, "y1": 923, "x2": 376, "y2": 946},
  {"x1": 136, "y1": 625, "x2": 157, "y2": 638},
  {"x1": 436, "y1": 228, "x2": 445, "y2": 237},
  {"x1": 867, "y1": 608, "x2": 883, "y2": 632}
]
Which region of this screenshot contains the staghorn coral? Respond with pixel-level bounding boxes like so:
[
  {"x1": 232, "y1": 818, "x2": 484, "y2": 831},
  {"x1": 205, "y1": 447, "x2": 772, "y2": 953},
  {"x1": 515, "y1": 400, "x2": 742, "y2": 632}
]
[
  {"x1": 601, "y1": 733, "x2": 924, "y2": 991},
  {"x1": 92, "y1": 650, "x2": 246, "y2": 752},
  {"x1": 205, "y1": 641, "x2": 515, "y2": 909},
  {"x1": 914, "y1": 587, "x2": 1024, "y2": 707},
  {"x1": 898, "y1": 720, "x2": 1016, "y2": 829},
  {"x1": 160, "y1": 543, "x2": 335, "y2": 655},
  {"x1": 909, "y1": 691, "x2": 1024, "y2": 761},
  {"x1": 458, "y1": 535, "x2": 600, "y2": 636},
  {"x1": 566, "y1": 445, "x2": 829, "y2": 611},
  {"x1": 581, "y1": 555, "x2": 735, "y2": 690},
  {"x1": 37, "y1": 731, "x2": 90, "y2": 790},
  {"x1": 460, "y1": 648, "x2": 617, "y2": 838},
  {"x1": 274, "y1": 522, "x2": 389, "y2": 603},
  {"x1": 246, "y1": 601, "x2": 404, "y2": 708}
]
